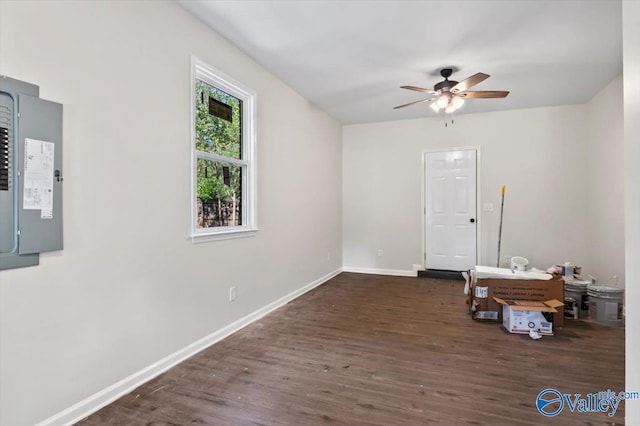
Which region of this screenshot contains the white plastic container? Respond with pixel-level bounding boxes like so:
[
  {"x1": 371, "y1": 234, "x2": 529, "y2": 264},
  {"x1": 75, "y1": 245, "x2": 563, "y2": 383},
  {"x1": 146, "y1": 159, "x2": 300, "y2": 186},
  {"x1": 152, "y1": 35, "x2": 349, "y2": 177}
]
[
  {"x1": 563, "y1": 262, "x2": 574, "y2": 278},
  {"x1": 510, "y1": 256, "x2": 528, "y2": 271},
  {"x1": 588, "y1": 285, "x2": 624, "y2": 326},
  {"x1": 564, "y1": 278, "x2": 590, "y2": 318}
]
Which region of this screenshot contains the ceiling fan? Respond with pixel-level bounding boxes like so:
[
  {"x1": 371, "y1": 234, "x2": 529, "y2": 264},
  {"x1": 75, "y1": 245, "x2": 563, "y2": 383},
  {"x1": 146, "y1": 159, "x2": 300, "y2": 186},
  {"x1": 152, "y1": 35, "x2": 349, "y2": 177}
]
[{"x1": 394, "y1": 68, "x2": 509, "y2": 113}]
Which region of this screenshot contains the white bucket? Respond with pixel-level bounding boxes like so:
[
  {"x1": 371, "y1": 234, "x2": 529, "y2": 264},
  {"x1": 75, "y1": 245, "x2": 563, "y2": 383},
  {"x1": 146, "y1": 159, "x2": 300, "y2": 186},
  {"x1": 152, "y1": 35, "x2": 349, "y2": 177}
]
[
  {"x1": 588, "y1": 285, "x2": 624, "y2": 326},
  {"x1": 510, "y1": 256, "x2": 528, "y2": 271},
  {"x1": 564, "y1": 278, "x2": 590, "y2": 318}
]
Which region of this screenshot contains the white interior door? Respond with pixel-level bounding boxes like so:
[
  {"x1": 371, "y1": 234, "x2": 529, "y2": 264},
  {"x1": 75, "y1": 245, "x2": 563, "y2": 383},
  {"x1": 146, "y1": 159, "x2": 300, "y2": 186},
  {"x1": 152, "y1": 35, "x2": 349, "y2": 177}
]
[{"x1": 425, "y1": 149, "x2": 477, "y2": 271}]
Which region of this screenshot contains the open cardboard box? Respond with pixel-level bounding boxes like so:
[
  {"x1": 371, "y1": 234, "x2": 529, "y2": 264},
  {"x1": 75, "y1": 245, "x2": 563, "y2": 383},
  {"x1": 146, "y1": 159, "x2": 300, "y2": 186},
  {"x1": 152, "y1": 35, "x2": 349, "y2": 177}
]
[
  {"x1": 493, "y1": 297, "x2": 564, "y2": 335},
  {"x1": 468, "y1": 271, "x2": 565, "y2": 327}
]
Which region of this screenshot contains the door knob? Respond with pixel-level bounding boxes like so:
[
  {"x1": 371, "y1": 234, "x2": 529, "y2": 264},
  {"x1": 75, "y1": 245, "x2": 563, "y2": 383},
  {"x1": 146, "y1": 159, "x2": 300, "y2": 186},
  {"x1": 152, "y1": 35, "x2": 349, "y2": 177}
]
[{"x1": 470, "y1": 218, "x2": 475, "y2": 223}]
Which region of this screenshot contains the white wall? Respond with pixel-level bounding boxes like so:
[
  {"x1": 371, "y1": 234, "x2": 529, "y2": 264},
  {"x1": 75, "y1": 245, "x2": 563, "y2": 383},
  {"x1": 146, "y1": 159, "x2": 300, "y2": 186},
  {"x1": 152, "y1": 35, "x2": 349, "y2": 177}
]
[
  {"x1": 623, "y1": 0, "x2": 640, "y2": 423},
  {"x1": 0, "y1": 1, "x2": 342, "y2": 425},
  {"x1": 343, "y1": 105, "x2": 595, "y2": 273},
  {"x1": 585, "y1": 76, "x2": 625, "y2": 285}
]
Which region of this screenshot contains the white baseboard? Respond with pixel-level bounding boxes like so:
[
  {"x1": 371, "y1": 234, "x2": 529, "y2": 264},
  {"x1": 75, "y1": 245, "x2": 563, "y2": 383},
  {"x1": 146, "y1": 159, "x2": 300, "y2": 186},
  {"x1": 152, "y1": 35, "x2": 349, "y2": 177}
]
[
  {"x1": 36, "y1": 267, "x2": 343, "y2": 426},
  {"x1": 342, "y1": 266, "x2": 417, "y2": 277}
]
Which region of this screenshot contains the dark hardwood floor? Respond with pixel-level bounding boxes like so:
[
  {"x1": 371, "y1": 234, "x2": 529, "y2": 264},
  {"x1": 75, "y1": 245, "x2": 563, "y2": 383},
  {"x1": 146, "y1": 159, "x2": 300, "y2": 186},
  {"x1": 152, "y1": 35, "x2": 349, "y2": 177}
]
[{"x1": 79, "y1": 273, "x2": 625, "y2": 425}]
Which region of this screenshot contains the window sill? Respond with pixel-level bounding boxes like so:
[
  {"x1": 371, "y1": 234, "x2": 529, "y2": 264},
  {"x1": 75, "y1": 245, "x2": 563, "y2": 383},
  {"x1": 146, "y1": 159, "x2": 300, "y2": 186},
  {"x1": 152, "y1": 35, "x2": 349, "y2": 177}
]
[{"x1": 191, "y1": 228, "x2": 258, "y2": 243}]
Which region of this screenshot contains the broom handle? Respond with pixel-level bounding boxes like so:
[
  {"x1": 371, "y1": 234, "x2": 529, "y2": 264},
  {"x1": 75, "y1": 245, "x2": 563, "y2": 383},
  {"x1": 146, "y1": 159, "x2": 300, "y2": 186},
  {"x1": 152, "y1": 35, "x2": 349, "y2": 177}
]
[{"x1": 497, "y1": 185, "x2": 506, "y2": 267}]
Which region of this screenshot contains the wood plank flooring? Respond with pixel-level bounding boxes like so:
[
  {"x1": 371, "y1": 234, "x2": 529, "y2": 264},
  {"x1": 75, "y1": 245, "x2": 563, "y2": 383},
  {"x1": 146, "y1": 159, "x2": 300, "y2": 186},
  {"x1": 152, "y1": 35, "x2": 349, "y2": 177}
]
[{"x1": 79, "y1": 273, "x2": 625, "y2": 425}]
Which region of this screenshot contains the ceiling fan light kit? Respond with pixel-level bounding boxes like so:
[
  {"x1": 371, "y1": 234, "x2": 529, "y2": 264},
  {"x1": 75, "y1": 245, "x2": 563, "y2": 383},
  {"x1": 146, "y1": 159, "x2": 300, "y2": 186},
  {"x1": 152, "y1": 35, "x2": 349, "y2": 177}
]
[
  {"x1": 436, "y1": 93, "x2": 451, "y2": 109},
  {"x1": 395, "y1": 68, "x2": 509, "y2": 115}
]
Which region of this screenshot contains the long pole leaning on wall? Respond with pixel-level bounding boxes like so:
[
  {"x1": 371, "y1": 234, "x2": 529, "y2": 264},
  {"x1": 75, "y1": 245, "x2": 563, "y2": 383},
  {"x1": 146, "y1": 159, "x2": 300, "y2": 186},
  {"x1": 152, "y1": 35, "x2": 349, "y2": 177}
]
[{"x1": 496, "y1": 185, "x2": 506, "y2": 268}]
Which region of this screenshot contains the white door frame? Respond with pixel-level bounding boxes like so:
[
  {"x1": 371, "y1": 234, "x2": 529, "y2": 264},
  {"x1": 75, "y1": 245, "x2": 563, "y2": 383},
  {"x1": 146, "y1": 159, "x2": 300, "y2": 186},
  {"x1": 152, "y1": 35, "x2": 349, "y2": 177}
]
[{"x1": 421, "y1": 146, "x2": 482, "y2": 269}]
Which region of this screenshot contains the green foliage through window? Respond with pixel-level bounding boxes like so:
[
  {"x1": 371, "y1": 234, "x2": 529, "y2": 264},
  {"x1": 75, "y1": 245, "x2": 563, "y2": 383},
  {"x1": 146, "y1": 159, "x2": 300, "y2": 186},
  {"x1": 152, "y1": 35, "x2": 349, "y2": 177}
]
[
  {"x1": 195, "y1": 81, "x2": 242, "y2": 159},
  {"x1": 195, "y1": 80, "x2": 243, "y2": 228}
]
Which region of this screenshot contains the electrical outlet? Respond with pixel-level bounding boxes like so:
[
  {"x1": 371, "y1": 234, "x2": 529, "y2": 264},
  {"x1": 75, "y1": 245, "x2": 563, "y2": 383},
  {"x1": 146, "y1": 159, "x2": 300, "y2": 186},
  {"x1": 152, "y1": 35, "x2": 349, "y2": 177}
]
[
  {"x1": 229, "y1": 286, "x2": 236, "y2": 302},
  {"x1": 377, "y1": 249, "x2": 384, "y2": 257}
]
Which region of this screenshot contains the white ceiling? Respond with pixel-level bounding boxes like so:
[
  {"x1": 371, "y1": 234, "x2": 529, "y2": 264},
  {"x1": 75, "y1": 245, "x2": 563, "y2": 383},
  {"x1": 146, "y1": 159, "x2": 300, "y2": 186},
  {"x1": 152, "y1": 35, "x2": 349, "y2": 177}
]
[{"x1": 177, "y1": 0, "x2": 622, "y2": 125}]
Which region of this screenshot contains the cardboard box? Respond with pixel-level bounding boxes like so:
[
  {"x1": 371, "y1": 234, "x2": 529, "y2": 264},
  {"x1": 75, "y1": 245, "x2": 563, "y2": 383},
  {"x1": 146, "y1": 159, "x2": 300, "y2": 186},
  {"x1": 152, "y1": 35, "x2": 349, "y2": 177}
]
[
  {"x1": 493, "y1": 297, "x2": 564, "y2": 335},
  {"x1": 468, "y1": 271, "x2": 565, "y2": 327}
]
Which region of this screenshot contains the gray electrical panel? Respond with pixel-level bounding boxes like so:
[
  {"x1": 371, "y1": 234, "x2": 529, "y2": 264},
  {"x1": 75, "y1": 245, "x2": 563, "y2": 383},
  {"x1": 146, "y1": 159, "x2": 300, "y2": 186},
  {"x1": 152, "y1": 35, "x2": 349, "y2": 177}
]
[{"x1": 0, "y1": 76, "x2": 63, "y2": 270}]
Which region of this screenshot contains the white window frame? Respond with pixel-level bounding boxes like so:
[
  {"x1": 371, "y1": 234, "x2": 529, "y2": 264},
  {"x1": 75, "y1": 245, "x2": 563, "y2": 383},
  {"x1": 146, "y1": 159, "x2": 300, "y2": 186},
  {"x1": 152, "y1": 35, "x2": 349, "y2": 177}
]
[{"x1": 190, "y1": 57, "x2": 258, "y2": 242}]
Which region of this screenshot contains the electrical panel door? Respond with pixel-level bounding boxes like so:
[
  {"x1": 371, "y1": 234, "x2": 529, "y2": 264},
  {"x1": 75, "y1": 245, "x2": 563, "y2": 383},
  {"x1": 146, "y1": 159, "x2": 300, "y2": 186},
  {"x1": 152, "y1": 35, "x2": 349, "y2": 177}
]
[
  {"x1": 17, "y1": 94, "x2": 63, "y2": 254},
  {"x1": 0, "y1": 76, "x2": 63, "y2": 270}
]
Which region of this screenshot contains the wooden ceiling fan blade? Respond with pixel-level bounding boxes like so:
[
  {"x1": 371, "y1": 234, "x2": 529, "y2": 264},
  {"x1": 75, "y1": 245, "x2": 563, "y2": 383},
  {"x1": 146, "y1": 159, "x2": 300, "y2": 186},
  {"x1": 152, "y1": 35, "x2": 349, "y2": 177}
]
[
  {"x1": 393, "y1": 98, "x2": 433, "y2": 109},
  {"x1": 450, "y1": 73, "x2": 490, "y2": 94},
  {"x1": 401, "y1": 85, "x2": 437, "y2": 95},
  {"x1": 459, "y1": 91, "x2": 509, "y2": 98}
]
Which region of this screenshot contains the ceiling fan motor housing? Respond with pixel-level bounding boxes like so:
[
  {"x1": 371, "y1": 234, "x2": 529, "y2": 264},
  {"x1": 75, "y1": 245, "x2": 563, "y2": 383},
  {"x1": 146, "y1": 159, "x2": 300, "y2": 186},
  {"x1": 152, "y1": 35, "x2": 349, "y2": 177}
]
[
  {"x1": 434, "y1": 79, "x2": 458, "y2": 92},
  {"x1": 435, "y1": 68, "x2": 458, "y2": 92}
]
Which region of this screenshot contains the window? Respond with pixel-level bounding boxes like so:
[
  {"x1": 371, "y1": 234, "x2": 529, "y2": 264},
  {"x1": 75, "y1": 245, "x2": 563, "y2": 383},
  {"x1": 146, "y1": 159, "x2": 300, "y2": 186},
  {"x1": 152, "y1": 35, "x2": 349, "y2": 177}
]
[{"x1": 191, "y1": 58, "x2": 257, "y2": 242}]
